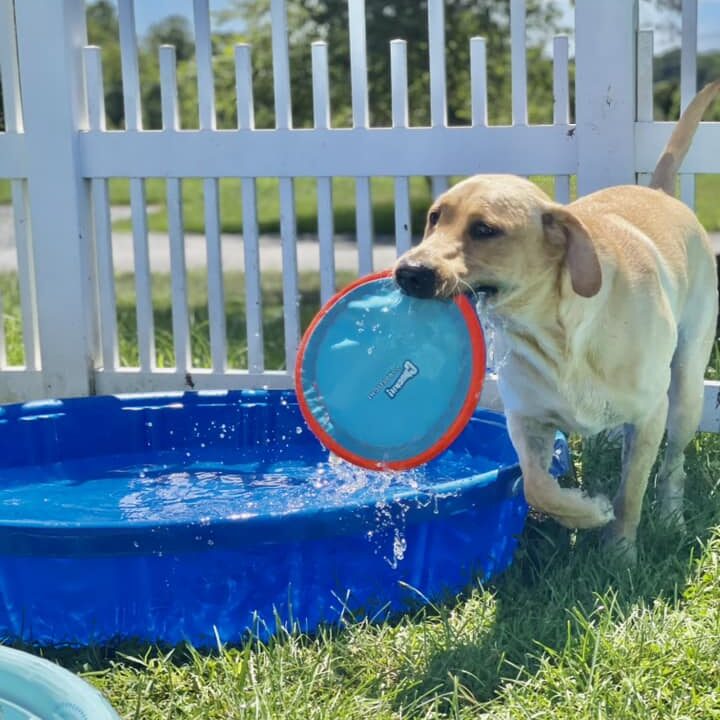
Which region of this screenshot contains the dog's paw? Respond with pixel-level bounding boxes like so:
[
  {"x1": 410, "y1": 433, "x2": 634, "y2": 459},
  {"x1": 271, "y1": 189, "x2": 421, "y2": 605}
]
[
  {"x1": 602, "y1": 523, "x2": 638, "y2": 566},
  {"x1": 657, "y1": 499, "x2": 687, "y2": 534},
  {"x1": 550, "y1": 490, "x2": 615, "y2": 529}
]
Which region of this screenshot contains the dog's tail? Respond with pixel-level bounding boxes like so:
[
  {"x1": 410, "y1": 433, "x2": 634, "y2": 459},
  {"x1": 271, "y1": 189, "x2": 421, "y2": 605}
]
[{"x1": 650, "y1": 80, "x2": 720, "y2": 195}]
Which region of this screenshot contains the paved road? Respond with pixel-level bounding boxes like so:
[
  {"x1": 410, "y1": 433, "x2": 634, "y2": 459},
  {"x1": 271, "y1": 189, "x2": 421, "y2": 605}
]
[
  {"x1": 0, "y1": 205, "x2": 718, "y2": 273},
  {"x1": 0, "y1": 205, "x2": 399, "y2": 273}
]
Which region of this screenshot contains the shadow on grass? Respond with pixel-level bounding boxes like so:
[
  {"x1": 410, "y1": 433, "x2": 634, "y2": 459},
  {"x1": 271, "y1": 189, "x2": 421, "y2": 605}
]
[{"x1": 390, "y1": 430, "x2": 720, "y2": 713}]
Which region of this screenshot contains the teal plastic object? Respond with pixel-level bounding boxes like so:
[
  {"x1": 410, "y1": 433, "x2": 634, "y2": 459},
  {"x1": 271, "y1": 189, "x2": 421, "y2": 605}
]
[
  {"x1": 296, "y1": 271, "x2": 486, "y2": 469},
  {"x1": 0, "y1": 646, "x2": 119, "y2": 719}
]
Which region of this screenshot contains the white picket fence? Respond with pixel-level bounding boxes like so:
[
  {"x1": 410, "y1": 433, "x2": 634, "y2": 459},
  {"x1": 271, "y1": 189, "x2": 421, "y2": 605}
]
[{"x1": 0, "y1": 0, "x2": 719, "y2": 431}]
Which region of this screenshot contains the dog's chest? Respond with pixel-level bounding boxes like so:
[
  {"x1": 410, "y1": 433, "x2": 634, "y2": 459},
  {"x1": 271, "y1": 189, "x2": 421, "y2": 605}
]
[{"x1": 495, "y1": 336, "x2": 629, "y2": 435}]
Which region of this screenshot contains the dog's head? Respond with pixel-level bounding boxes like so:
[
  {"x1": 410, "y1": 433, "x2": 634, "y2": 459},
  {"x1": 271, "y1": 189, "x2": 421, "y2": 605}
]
[{"x1": 394, "y1": 175, "x2": 601, "y2": 310}]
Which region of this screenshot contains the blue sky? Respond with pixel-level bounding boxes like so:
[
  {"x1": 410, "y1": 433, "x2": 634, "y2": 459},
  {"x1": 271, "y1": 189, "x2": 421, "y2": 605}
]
[{"x1": 108, "y1": 0, "x2": 720, "y2": 54}]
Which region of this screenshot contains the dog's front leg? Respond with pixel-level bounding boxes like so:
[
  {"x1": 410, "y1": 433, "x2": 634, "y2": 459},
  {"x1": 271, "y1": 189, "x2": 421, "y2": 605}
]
[
  {"x1": 604, "y1": 397, "x2": 669, "y2": 559},
  {"x1": 506, "y1": 413, "x2": 615, "y2": 529}
]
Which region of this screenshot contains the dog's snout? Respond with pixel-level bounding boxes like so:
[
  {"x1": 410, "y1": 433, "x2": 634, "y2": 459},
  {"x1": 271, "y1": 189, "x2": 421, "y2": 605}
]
[{"x1": 395, "y1": 264, "x2": 438, "y2": 299}]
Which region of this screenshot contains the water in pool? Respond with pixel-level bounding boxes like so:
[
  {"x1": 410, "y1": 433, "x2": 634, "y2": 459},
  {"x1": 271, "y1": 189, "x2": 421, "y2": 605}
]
[{"x1": 0, "y1": 446, "x2": 500, "y2": 527}]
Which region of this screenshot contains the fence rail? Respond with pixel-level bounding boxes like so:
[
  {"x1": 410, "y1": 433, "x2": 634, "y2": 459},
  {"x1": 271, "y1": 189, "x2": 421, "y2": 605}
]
[{"x1": 1, "y1": 0, "x2": 719, "y2": 432}]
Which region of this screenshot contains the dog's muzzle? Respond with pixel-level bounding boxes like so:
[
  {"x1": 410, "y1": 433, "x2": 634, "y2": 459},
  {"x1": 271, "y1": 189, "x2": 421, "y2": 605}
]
[{"x1": 394, "y1": 263, "x2": 438, "y2": 299}]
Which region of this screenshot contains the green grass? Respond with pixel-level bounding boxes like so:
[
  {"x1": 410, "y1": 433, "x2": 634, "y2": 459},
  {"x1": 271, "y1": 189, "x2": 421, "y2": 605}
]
[
  {"x1": 3, "y1": 174, "x2": 720, "y2": 233},
  {"x1": 2, "y1": 271, "x2": 720, "y2": 718}
]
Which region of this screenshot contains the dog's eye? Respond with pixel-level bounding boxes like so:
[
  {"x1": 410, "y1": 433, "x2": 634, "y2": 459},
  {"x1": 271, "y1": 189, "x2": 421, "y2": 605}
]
[
  {"x1": 468, "y1": 221, "x2": 501, "y2": 241},
  {"x1": 428, "y1": 210, "x2": 440, "y2": 227}
]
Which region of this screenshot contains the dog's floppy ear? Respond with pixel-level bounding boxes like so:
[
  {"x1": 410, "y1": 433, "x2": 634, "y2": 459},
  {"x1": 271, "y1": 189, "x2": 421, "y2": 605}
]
[{"x1": 541, "y1": 206, "x2": 601, "y2": 298}]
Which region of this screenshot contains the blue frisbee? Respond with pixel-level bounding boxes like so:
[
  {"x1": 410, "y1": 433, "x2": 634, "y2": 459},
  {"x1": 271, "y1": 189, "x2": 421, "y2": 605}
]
[{"x1": 295, "y1": 271, "x2": 486, "y2": 470}]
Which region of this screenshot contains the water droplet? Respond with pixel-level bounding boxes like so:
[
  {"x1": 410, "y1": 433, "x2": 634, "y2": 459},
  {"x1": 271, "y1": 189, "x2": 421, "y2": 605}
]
[
  {"x1": 393, "y1": 530, "x2": 407, "y2": 562},
  {"x1": 133, "y1": 541, "x2": 140, "y2": 548},
  {"x1": 367, "y1": 346, "x2": 374, "y2": 355},
  {"x1": 295, "y1": 426, "x2": 303, "y2": 435}
]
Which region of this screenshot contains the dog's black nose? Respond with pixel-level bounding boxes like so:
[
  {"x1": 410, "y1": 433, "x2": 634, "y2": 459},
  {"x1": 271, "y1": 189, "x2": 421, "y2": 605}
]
[{"x1": 395, "y1": 264, "x2": 438, "y2": 299}]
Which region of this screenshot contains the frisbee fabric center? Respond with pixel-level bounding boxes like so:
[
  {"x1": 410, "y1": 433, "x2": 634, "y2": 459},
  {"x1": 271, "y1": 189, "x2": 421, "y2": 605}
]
[{"x1": 296, "y1": 273, "x2": 486, "y2": 469}]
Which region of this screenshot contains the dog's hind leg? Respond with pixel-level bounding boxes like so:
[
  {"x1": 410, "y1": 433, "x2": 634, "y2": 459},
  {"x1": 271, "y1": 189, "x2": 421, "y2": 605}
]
[
  {"x1": 604, "y1": 398, "x2": 668, "y2": 561},
  {"x1": 657, "y1": 332, "x2": 714, "y2": 529},
  {"x1": 658, "y1": 251, "x2": 717, "y2": 530}
]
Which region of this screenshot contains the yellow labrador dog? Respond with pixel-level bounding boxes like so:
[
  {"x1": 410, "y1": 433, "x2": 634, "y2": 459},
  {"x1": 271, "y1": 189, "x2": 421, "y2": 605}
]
[{"x1": 394, "y1": 82, "x2": 720, "y2": 560}]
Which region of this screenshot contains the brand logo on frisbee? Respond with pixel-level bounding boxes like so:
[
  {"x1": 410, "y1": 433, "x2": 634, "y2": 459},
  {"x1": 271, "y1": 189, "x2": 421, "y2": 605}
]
[{"x1": 385, "y1": 360, "x2": 419, "y2": 399}]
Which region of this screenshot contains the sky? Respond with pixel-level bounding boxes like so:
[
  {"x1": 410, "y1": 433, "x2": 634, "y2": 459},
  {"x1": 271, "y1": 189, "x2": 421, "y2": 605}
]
[{"x1": 103, "y1": 0, "x2": 720, "y2": 55}]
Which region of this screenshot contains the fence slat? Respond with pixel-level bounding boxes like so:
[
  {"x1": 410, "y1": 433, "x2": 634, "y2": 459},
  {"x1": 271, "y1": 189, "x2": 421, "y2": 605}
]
[
  {"x1": 235, "y1": 44, "x2": 254, "y2": 130},
  {"x1": 348, "y1": 0, "x2": 369, "y2": 128},
  {"x1": 130, "y1": 180, "x2": 155, "y2": 371},
  {"x1": 510, "y1": 0, "x2": 528, "y2": 125},
  {"x1": 428, "y1": 0, "x2": 447, "y2": 128},
  {"x1": 204, "y1": 179, "x2": 226, "y2": 372},
  {"x1": 0, "y1": 0, "x2": 24, "y2": 132},
  {"x1": 312, "y1": 41, "x2": 331, "y2": 130},
  {"x1": 85, "y1": 46, "x2": 106, "y2": 131},
  {"x1": 183, "y1": 18, "x2": 227, "y2": 370},
  {"x1": 193, "y1": 0, "x2": 216, "y2": 130},
  {"x1": 236, "y1": 44, "x2": 264, "y2": 372},
  {"x1": 85, "y1": 46, "x2": 117, "y2": 371},
  {"x1": 391, "y1": 40, "x2": 412, "y2": 256},
  {"x1": 159, "y1": 45, "x2": 179, "y2": 129},
  {"x1": 270, "y1": 0, "x2": 292, "y2": 129},
  {"x1": 637, "y1": 30, "x2": 654, "y2": 123},
  {"x1": 117, "y1": 0, "x2": 142, "y2": 130},
  {"x1": 680, "y1": 0, "x2": 697, "y2": 207},
  {"x1": 317, "y1": 179, "x2": 335, "y2": 302},
  {"x1": 279, "y1": 178, "x2": 299, "y2": 370},
  {"x1": 91, "y1": 179, "x2": 118, "y2": 370},
  {"x1": 167, "y1": 179, "x2": 191, "y2": 372},
  {"x1": 356, "y1": 177, "x2": 374, "y2": 275},
  {"x1": 553, "y1": 35, "x2": 570, "y2": 204},
  {"x1": 11, "y1": 181, "x2": 39, "y2": 370},
  {"x1": 636, "y1": 29, "x2": 654, "y2": 188},
  {"x1": 160, "y1": 46, "x2": 191, "y2": 373},
  {"x1": 470, "y1": 37, "x2": 488, "y2": 127},
  {"x1": 240, "y1": 178, "x2": 264, "y2": 372},
  {"x1": 312, "y1": 42, "x2": 335, "y2": 303},
  {"x1": 431, "y1": 177, "x2": 449, "y2": 198}
]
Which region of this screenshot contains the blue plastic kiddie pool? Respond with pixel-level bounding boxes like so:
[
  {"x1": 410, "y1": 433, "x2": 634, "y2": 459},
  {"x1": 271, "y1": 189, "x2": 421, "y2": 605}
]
[{"x1": 0, "y1": 390, "x2": 569, "y2": 646}]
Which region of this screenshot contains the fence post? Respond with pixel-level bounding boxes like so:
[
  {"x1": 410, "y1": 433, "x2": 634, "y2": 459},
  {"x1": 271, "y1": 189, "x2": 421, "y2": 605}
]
[
  {"x1": 574, "y1": 0, "x2": 638, "y2": 196},
  {"x1": 13, "y1": 0, "x2": 98, "y2": 397}
]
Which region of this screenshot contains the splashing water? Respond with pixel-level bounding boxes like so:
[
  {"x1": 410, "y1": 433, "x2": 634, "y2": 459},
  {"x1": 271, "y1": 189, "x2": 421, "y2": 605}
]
[{"x1": 475, "y1": 294, "x2": 511, "y2": 373}]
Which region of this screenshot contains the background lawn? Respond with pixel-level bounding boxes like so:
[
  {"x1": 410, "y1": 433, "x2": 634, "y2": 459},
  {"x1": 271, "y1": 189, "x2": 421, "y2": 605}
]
[{"x1": 2, "y1": 175, "x2": 720, "y2": 235}]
